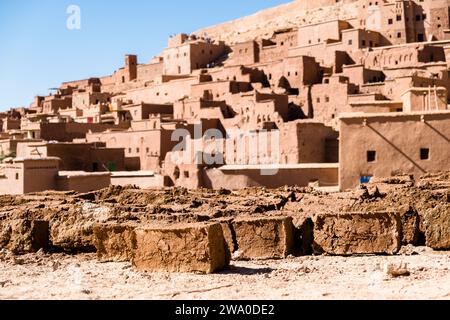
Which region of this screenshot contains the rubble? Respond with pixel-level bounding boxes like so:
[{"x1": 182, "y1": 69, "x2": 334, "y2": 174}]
[{"x1": 386, "y1": 263, "x2": 411, "y2": 278}]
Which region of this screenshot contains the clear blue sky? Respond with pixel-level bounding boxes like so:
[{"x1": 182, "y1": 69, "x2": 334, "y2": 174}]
[{"x1": 0, "y1": 0, "x2": 290, "y2": 111}]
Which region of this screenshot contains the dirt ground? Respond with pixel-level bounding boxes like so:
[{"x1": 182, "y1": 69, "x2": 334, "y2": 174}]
[{"x1": 1, "y1": 247, "x2": 449, "y2": 300}]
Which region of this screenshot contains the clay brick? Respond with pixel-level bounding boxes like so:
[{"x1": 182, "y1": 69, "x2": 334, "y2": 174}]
[
  {"x1": 214, "y1": 218, "x2": 236, "y2": 255},
  {"x1": 424, "y1": 204, "x2": 450, "y2": 250},
  {"x1": 313, "y1": 212, "x2": 401, "y2": 255},
  {"x1": 233, "y1": 216, "x2": 295, "y2": 260},
  {"x1": 398, "y1": 205, "x2": 420, "y2": 245},
  {"x1": 133, "y1": 222, "x2": 229, "y2": 274},
  {"x1": 93, "y1": 223, "x2": 137, "y2": 262},
  {"x1": 0, "y1": 219, "x2": 49, "y2": 254}
]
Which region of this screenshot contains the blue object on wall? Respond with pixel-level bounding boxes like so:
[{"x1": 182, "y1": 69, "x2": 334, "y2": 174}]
[{"x1": 360, "y1": 176, "x2": 373, "y2": 184}]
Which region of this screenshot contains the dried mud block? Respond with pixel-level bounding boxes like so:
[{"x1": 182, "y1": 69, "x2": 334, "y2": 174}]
[
  {"x1": 233, "y1": 216, "x2": 295, "y2": 260},
  {"x1": 133, "y1": 223, "x2": 229, "y2": 274},
  {"x1": 93, "y1": 223, "x2": 137, "y2": 262},
  {"x1": 313, "y1": 212, "x2": 401, "y2": 255},
  {"x1": 0, "y1": 219, "x2": 49, "y2": 254},
  {"x1": 424, "y1": 204, "x2": 450, "y2": 250},
  {"x1": 398, "y1": 205, "x2": 420, "y2": 245},
  {"x1": 213, "y1": 218, "x2": 236, "y2": 256}
]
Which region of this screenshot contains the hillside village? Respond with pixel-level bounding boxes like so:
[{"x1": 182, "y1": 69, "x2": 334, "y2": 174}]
[{"x1": 1, "y1": 0, "x2": 450, "y2": 194}]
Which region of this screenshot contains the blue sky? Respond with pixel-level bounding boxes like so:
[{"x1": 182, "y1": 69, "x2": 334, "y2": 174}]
[{"x1": 0, "y1": 0, "x2": 290, "y2": 111}]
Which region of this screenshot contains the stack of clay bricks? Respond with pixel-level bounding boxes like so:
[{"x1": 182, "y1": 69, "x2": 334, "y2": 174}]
[{"x1": 92, "y1": 212, "x2": 405, "y2": 274}]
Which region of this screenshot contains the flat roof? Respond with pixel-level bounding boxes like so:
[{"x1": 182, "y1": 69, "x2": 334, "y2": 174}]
[
  {"x1": 350, "y1": 100, "x2": 402, "y2": 106},
  {"x1": 370, "y1": 39, "x2": 450, "y2": 51},
  {"x1": 219, "y1": 163, "x2": 339, "y2": 171},
  {"x1": 58, "y1": 171, "x2": 111, "y2": 178},
  {"x1": 111, "y1": 171, "x2": 156, "y2": 178},
  {"x1": 13, "y1": 157, "x2": 60, "y2": 162},
  {"x1": 297, "y1": 19, "x2": 347, "y2": 29},
  {"x1": 340, "y1": 110, "x2": 450, "y2": 120}
]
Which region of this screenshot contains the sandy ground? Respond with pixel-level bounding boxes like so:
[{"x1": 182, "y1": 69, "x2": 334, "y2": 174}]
[{"x1": 1, "y1": 247, "x2": 449, "y2": 300}]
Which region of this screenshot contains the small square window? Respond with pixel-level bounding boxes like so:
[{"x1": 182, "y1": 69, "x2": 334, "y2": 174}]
[
  {"x1": 396, "y1": 15, "x2": 402, "y2": 21},
  {"x1": 367, "y1": 151, "x2": 376, "y2": 162},
  {"x1": 348, "y1": 39, "x2": 353, "y2": 45},
  {"x1": 420, "y1": 148, "x2": 430, "y2": 160},
  {"x1": 397, "y1": 32, "x2": 402, "y2": 38},
  {"x1": 388, "y1": 18, "x2": 393, "y2": 25}
]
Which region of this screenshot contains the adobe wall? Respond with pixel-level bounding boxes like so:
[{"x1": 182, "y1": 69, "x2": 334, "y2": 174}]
[
  {"x1": 86, "y1": 128, "x2": 178, "y2": 171},
  {"x1": 1, "y1": 139, "x2": 42, "y2": 156},
  {"x1": 90, "y1": 148, "x2": 125, "y2": 172},
  {"x1": 163, "y1": 42, "x2": 226, "y2": 75},
  {"x1": 130, "y1": 118, "x2": 162, "y2": 131},
  {"x1": 280, "y1": 121, "x2": 339, "y2": 164},
  {"x1": 124, "y1": 104, "x2": 173, "y2": 121},
  {"x1": 110, "y1": 173, "x2": 168, "y2": 189},
  {"x1": 120, "y1": 77, "x2": 198, "y2": 105},
  {"x1": 191, "y1": 80, "x2": 253, "y2": 100},
  {"x1": 401, "y1": 87, "x2": 448, "y2": 112},
  {"x1": 298, "y1": 20, "x2": 351, "y2": 47},
  {"x1": 40, "y1": 123, "x2": 126, "y2": 142},
  {"x1": 309, "y1": 79, "x2": 356, "y2": 127},
  {"x1": 136, "y1": 61, "x2": 164, "y2": 82},
  {"x1": 357, "y1": 44, "x2": 446, "y2": 70},
  {"x1": 42, "y1": 97, "x2": 72, "y2": 114},
  {"x1": 56, "y1": 173, "x2": 111, "y2": 193},
  {"x1": 22, "y1": 158, "x2": 59, "y2": 194},
  {"x1": 203, "y1": 164, "x2": 339, "y2": 190},
  {"x1": 228, "y1": 41, "x2": 259, "y2": 65},
  {"x1": 173, "y1": 99, "x2": 227, "y2": 121},
  {"x1": 24, "y1": 143, "x2": 125, "y2": 173},
  {"x1": 0, "y1": 163, "x2": 24, "y2": 195},
  {"x1": 341, "y1": 64, "x2": 385, "y2": 85},
  {"x1": 72, "y1": 92, "x2": 109, "y2": 110},
  {"x1": 340, "y1": 111, "x2": 450, "y2": 190},
  {"x1": 3, "y1": 118, "x2": 21, "y2": 131}
]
